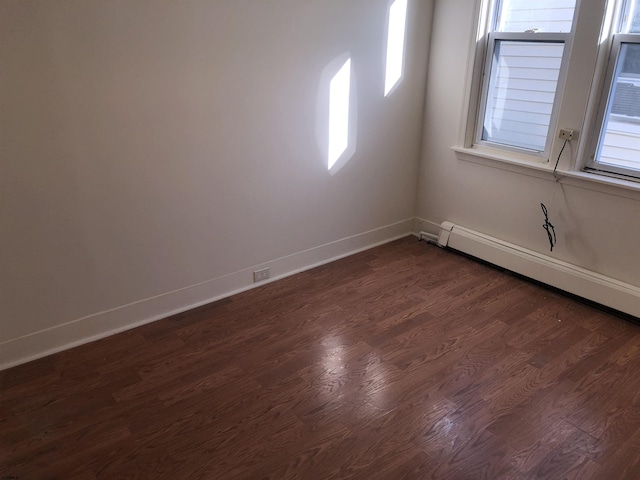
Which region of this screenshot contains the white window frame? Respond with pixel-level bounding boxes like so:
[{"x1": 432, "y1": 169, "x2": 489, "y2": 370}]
[
  {"x1": 457, "y1": 0, "x2": 640, "y2": 194},
  {"x1": 469, "y1": 1, "x2": 576, "y2": 160},
  {"x1": 585, "y1": 1, "x2": 640, "y2": 180},
  {"x1": 458, "y1": 0, "x2": 640, "y2": 194}
]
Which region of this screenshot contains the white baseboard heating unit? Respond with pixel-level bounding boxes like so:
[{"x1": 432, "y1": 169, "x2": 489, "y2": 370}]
[{"x1": 436, "y1": 221, "x2": 640, "y2": 319}]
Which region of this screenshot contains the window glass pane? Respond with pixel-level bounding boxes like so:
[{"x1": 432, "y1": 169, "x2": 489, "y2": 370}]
[
  {"x1": 597, "y1": 43, "x2": 640, "y2": 171},
  {"x1": 496, "y1": 0, "x2": 576, "y2": 33},
  {"x1": 623, "y1": 0, "x2": 640, "y2": 33},
  {"x1": 482, "y1": 40, "x2": 564, "y2": 152}
]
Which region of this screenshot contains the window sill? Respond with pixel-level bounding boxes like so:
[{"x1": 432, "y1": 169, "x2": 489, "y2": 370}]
[
  {"x1": 452, "y1": 146, "x2": 554, "y2": 180},
  {"x1": 452, "y1": 145, "x2": 640, "y2": 200},
  {"x1": 558, "y1": 170, "x2": 640, "y2": 199}
]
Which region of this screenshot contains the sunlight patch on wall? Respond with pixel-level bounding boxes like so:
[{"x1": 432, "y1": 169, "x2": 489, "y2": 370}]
[
  {"x1": 384, "y1": 0, "x2": 408, "y2": 96},
  {"x1": 328, "y1": 58, "x2": 352, "y2": 169}
]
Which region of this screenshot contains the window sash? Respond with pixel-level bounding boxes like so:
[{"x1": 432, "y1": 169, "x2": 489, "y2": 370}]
[
  {"x1": 587, "y1": 34, "x2": 640, "y2": 180},
  {"x1": 493, "y1": 0, "x2": 577, "y2": 34},
  {"x1": 474, "y1": 31, "x2": 570, "y2": 157}
]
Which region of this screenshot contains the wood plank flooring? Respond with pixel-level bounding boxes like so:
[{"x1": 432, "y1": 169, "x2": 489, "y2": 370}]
[{"x1": 2, "y1": 236, "x2": 640, "y2": 479}]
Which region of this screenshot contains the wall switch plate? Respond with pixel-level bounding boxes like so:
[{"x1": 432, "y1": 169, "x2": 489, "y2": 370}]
[{"x1": 253, "y1": 267, "x2": 270, "y2": 282}]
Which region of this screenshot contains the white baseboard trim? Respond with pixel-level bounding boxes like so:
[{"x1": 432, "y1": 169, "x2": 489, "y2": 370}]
[
  {"x1": 0, "y1": 219, "x2": 414, "y2": 371},
  {"x1": 437, "y1": 221, "x2": 640, "y2": 319}
]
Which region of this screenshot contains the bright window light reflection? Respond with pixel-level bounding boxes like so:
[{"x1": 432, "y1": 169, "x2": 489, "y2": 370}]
[
  {"x1": 328, "y1": 58, "x2": 351, "y2": 169},
  {"x1": 385, "y1": 0, "x2": 408, "y2": 96}
]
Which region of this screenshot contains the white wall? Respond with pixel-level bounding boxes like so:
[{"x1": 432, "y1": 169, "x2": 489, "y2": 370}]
[
  {"x1": 0, "y1": 0, "x2": 433, "y2": 368},
  {"x1": 416, "y1": 0, "x2": 640, "y2": 290}
]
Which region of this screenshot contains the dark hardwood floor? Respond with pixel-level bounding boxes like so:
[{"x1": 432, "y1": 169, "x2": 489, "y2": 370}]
[{"x1": 2, "y1": 236, "x2": 640, "y2": 479}]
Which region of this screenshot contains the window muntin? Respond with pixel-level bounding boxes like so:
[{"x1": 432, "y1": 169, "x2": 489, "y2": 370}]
[{"x1": 474, "y1": 1, "x2": 576, "y2": 156}]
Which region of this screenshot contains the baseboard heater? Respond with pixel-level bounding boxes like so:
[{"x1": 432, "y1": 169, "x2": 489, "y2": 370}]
[{"x1": 435, "y1": 221, "x2": 640, "y2": 319}]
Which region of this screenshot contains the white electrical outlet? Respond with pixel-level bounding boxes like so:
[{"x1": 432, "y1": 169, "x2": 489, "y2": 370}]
[
  {"x1": 559, "y1": 128, "x2": 575, "y2": 140},
  {"x1": 253, "y1": 267, "x2": 270, "y2": 282}
]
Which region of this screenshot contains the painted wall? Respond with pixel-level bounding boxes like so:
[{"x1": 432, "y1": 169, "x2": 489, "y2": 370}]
[
  {"x1": 0, "y1": 0, "x2": 433, "y2": 367},
  {"x1": 416, "y1": 0, "x2": 640, "y2": 289}
]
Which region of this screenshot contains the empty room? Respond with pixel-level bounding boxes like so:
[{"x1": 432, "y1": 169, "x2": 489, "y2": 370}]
[{"x1": 3, "y1": 0, "x2": 640, "y2": 478}]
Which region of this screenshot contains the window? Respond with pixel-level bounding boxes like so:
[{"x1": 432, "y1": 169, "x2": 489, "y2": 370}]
[
  {"x1": 588, "y1": 0, "x2": 640, "y2": 179},
  {"x1": 475, "y1": 0, "x2": 577, "y2": 157},
  {"x1": 464, "y1": 0, "x2": 640, "y2": 185}
]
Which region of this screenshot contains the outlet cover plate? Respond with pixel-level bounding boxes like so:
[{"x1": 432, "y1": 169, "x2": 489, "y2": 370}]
[{"x1": 253, "y1": 267, "x2": 270, "y2": 282}]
